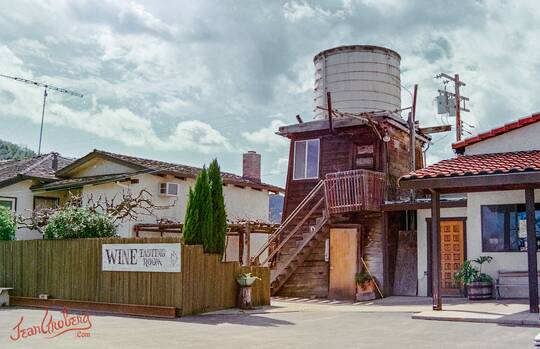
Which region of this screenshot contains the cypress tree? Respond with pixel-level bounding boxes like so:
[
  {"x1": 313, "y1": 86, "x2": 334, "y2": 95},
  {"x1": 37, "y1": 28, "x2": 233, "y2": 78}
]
[
  {"x1": 183, "y1": 188, "x2": 199, "y2": 245},
  {"x1": 208, "y1": 159, "x2": 227, "y2": 254},
  {"x1": 183, "y1": 168, "x2": 213, "y2": 247},
  {"x1": 198, "y1": 168, "x2": 214, "y2": 252}
]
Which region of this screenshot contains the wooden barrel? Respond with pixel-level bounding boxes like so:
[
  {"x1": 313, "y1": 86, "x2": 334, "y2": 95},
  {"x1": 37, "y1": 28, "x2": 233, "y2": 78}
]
[{"x1": 467, "y1": 282, "x2": 492, "y2": 300}]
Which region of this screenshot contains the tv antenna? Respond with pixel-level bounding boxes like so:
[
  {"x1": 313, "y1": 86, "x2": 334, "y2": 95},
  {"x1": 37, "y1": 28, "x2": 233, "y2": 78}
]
[{"x1": 0, "y1": 73, "x2": 83, "y2": 155}]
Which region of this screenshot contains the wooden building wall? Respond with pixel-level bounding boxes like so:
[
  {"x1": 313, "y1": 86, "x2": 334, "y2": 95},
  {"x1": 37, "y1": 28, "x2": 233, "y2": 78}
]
[{"x1": 278, "y1": 119, "x2": 425, "y2": 298}]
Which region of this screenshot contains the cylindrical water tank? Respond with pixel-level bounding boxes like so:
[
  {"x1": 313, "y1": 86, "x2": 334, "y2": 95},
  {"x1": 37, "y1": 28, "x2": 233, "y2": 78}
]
[{"x1": 313, "y1": 45, "x2": 401, "y2": 119}]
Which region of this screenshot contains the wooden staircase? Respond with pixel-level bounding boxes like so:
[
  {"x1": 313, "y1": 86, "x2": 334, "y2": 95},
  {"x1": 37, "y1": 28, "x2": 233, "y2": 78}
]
[
  {"x1": 251, "y1": 169, "x2": 385, "y2": 295},
  {"x1": 251, "y1": 180, "x2": 327, "y2": 295}
]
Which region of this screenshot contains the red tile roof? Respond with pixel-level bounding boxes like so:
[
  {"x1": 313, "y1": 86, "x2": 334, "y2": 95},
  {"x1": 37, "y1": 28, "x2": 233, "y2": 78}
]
[
  {"x1": 452, "y1": 113, "x2": 540, "y2": 152},
  {"x1": 401, "y1": 150, "x2": 540, "y2": 180}
]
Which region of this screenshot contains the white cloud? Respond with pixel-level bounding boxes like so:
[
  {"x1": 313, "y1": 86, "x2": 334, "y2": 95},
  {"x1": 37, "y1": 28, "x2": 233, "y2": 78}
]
[
  {"x1": 242, "y1": 120, "x2": 288, "y2": 151},
  {"x1": 165, "y1": 120, "x2": 232, "y2": 153}
]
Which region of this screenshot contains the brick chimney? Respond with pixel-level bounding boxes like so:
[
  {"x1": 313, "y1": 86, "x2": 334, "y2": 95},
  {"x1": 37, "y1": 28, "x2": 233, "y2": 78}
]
[
  {"x1": 243, "y1": 151, "x2": 261, "y2": 182},
  {"x1": 51, "y1": 152, "x2": 59, "y2": 171}
]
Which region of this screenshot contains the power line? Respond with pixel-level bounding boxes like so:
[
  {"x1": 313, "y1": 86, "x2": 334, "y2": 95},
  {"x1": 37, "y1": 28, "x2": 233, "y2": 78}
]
[{"x1": 0, "y1": 74, "x2": 84, "y2": 155}]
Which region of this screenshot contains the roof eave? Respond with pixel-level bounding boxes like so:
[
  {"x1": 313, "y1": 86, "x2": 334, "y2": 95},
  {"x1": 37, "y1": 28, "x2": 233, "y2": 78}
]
[{"x1": 399, "y1": 170, "x2": 540, "y2": 193}]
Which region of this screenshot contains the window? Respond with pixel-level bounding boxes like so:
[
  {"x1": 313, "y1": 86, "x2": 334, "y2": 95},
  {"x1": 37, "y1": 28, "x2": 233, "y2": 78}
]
[
  {"x1": 0, "y1": 197, "x2": 16, "y2": 211},
  {"x1": 33, "y1": 196, "x2": 60, "y2": 211},
  {"x1": 293, "y1": 139, "x2": 319, "y2": 180},
  {"x1": 159, "y1": 182, "x2": 179, "y2": 196},
  {"x1": 481, "y1": 204, "x2": 540, "y2": 252}
]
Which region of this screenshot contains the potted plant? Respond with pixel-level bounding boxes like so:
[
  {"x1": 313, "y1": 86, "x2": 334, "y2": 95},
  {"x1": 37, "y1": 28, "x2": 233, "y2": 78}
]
[
  {"x1": 236, "y1": 273, "x2": 261, "y2": 309},
  {"x1": 453, "y1": 256, "x2": 493, "y2": 300},
  {"x1": 355, "y1": 271, "x2": 377, "y2": 301}
]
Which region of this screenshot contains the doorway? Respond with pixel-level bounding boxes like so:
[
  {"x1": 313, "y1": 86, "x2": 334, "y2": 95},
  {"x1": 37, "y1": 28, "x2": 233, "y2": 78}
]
[
  {"x1": 427, "y1": 218, "x2": 466, "y2": 297},
  {"x1": 329, "y1": 227, "x2": 358, "y2": 300}
]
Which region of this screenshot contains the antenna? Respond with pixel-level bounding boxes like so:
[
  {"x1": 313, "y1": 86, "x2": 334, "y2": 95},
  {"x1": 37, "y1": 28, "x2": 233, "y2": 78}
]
[{"x1": 0, "y1": 73, "x2": 83, "y2": 155}]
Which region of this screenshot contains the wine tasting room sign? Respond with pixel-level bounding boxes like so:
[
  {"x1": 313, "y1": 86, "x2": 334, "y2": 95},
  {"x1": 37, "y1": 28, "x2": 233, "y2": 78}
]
[{"x1": 102, "y1": 244, "x2": 181, "y2": 272}]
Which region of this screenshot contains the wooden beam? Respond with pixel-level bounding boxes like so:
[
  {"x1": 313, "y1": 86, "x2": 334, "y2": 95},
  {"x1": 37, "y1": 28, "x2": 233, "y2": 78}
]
[
  {"x1": 11, "y1": 297, "x2": 178, "y2": 318},
  {"x1": 381, "y1": 199, "x2": 467, "y2": 211},
  {"x1": 419, "y1": 125, "x2": 452, "y2": 135},
  {"x1": 400, "y1": 171, "x2": 540, "y2": 192},
  {"x1": 525, "y1": 188, "x2": 539, "y2": 313},
  {"x1": 430, "y1": 189, "x2": 442, "y2": 311}
]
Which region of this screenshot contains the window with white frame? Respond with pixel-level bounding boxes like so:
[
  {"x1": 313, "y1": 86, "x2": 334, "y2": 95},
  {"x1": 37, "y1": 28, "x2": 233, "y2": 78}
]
[
  {"x1": 0, "y1": 197, "x2": 16, "y2": 211},
  {"x1": 293, "y1": 139, "x2": 320, "y2": 180}
]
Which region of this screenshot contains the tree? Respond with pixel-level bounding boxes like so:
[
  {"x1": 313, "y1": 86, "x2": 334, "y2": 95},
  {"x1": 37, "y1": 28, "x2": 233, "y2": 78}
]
[
  {"x1": 183, "y1": 167, "x2": 213, "y2": 249},
  {"x1": 0, "y1": 139, "x2": 35, "y2": 160},
  {"x1": 0, "y1": 206, "x2": 16, "y2": 240},
  {"x1": 208, "y1": 159, "x2": 227, "y2": 254}
]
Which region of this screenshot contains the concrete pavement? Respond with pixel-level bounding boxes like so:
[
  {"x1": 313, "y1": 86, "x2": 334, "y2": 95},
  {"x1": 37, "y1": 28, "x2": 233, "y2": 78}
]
[{"x1": 0, "y1": 298, "x2": 538, "y2": 348}]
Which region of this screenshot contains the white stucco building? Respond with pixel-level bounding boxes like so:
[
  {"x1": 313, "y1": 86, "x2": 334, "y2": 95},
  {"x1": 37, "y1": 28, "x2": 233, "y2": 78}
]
[
  {"x1": 412, "y1": 113, "x2": 540, "y2": 298},
  {"x1": 0, "y1": 150, "x2": 281, "y2": 243}
]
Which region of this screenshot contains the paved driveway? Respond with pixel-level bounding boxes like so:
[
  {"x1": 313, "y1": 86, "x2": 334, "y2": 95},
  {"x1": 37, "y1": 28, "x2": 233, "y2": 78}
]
[{"x1": 0, "y1": 300, "x2": 538, "y2": 348}]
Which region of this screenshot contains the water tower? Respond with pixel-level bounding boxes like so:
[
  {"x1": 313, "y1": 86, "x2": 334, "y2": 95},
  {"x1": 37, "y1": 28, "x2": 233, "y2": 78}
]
[{"x1": 313, "y1": 45, "x2": 401, "y2": 119}]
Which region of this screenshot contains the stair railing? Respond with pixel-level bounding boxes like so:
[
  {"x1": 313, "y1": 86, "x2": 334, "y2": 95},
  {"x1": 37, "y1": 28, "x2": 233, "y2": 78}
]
[{"x1": 250, "y1": 180, "x2": 325, "y2": 266}]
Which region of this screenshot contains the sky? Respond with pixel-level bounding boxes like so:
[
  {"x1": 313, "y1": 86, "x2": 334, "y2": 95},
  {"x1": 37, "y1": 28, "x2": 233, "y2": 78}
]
[{"x1": 1, "y1": 0, "x2": 540, "y2": 187}]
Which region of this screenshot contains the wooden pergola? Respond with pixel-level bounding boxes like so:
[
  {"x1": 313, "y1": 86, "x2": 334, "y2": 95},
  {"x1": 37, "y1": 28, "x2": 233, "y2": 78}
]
[{"x1": 400, "y1": 171, "x2": 540, "y2": 313}]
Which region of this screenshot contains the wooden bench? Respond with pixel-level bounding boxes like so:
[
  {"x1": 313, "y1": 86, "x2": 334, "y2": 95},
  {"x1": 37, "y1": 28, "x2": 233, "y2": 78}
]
[
  {"x1": 495, "y1": 271, "x2": 540, "y2": 299},
  {"x1": 0, "y1": 288, "x2": 13, "y2": 306}
]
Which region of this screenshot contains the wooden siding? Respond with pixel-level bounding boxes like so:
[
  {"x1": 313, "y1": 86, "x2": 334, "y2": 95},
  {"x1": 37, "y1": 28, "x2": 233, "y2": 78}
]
[
  {"x1": 278, "y1": 120, "x2": 425, "y2": 298},
  {"x1": 0, "y1": 238, "x2": 269, "y2": 316}
]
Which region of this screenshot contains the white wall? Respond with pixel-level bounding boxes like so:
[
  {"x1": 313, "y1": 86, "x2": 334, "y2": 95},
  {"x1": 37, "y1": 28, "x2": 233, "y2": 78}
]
[
  {"x1": 69, "y1": 158, "x2": 136, "y2": 177},
  {"x1": 417, "y1": 189, "x2": 540, "y2": 297},
  {"x1": 417, "y1": 206, "x2": 467, "y2": 296},
  {"x1": 466, "y1": 190, "x2": 540, "y2": 279},
  {"x1": 0, "y1": 180, "x2": 67, "y2": 240},
  {"x1": 82, "y1": 173, "x2": 270, "y2": 237},
  {"x1": 464, "y1": 122, "x2": 540, "y2": 155}
]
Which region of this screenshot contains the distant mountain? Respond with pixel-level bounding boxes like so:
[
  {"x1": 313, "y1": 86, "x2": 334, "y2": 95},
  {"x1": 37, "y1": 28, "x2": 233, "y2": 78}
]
[
  {"x1": 269, "y1": 194, "x2": 284, "y2": 224},
  {"x1": 0, "y1": 140, "x2": 35, "y2": 160}
]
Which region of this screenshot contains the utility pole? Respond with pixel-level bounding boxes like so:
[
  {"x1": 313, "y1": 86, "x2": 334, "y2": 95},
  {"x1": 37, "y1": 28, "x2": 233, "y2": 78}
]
[
  {"x1": 435, "y1": 73, "x2": 468, "y2": 142},
  {"x1": 0, "y1": 74, "x2": 83, "y2": 154},
  {"x1": 454, "y1": 74, "x2": 462, "y2": 141},
  {"x1": 408, "y1": 84, "x2": 418, "y2": 202}
]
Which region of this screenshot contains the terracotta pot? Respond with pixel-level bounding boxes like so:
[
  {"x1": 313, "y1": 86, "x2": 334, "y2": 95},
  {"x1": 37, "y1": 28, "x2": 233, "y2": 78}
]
[
  {"x1": 467, "y1": 281, "x2": 492, "y2": 300},
  {"x1": 356, "y1": 280, "x2": 376, "y2": 301}
]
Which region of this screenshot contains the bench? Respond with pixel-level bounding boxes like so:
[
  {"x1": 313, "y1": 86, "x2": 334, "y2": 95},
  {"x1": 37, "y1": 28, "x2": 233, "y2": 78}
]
[
  {"x1": 0, "y1": 288, "x2": 13, "y2": 306},
  {"x1": 495, "y1": 271, "x2": 540, "y2": 299}
]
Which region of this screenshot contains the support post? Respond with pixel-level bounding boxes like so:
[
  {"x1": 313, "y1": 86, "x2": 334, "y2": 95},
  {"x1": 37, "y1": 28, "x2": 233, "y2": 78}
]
[
  {"x1": 245, "y1": 222, "x2": 251, "y2": 267},
  {"x1": 382, "y1": 211, "x2": 390, "y2": 295},
  {"x1": 525, "y1": 188, "x2": 539, "y2": 313},
  {"x1": 430, "y1": 189, "x2": 442, "y2": 311}
]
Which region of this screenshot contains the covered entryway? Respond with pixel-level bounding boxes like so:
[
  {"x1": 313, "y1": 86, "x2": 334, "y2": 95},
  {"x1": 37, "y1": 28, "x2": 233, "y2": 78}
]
[{"x1": 400, "y1": 151, "x2": 540, "y2": 313}]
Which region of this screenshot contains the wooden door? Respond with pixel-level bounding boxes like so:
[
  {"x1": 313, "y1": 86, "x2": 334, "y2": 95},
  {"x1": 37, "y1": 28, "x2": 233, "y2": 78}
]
[
  {"x1": 440, "y1": 220, "x2": 465, "y2": 296},
  {"x1": 329, "y1": 228, "x2": 358, "y2": 300}
]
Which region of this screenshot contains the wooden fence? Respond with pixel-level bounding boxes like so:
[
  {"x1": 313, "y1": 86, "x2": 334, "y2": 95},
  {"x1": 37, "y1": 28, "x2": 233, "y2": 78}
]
[{"x1": 0, "y1": 238, "x2": 270, "y2": 317}]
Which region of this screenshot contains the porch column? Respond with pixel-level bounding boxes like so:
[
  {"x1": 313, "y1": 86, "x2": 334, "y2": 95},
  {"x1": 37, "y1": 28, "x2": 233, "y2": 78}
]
[
  {"x1": 430, "y1": 189, "x2": 442, "y2": 311},
  {"x1": 525, "y1": 188, "x2": 539, "y2": 313}
]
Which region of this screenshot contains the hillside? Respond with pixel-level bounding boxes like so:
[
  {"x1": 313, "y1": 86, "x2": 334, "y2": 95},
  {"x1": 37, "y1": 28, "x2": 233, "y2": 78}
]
[
  {"x1": 269, "y1": 194, "x2": 284, "y2": 223},
  {"x1": 0, "y1": 139, "x2": 35, "y2": 160}
]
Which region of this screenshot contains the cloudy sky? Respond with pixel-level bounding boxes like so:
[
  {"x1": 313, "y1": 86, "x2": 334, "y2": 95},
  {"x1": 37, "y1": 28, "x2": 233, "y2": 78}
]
[{"x1": 1, "y1": 0, "x2": 539, "y2": 186}]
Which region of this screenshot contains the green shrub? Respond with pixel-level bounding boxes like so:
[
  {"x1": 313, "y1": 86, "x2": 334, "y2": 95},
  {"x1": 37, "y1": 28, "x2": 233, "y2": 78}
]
[
  {"x1": 44, "y1": 207, "x2": 117, "y2": 239},
  {"x1": 0, "y1": 206, "x2": 16, "y2": 240}
]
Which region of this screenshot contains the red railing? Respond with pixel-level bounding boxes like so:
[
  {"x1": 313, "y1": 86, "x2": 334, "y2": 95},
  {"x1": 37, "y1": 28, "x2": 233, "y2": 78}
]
[{"x1": 324, "y1": 169, "x2": 385, "y2": 214}]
